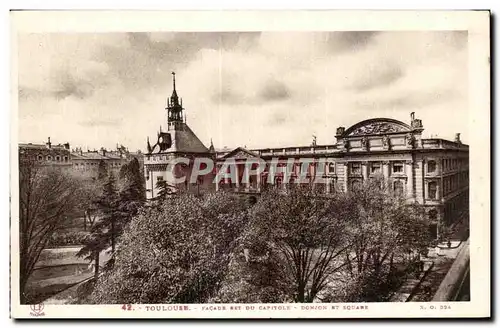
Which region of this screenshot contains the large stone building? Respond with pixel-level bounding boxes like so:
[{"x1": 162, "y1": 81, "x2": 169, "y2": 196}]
[
  {"x1": 19, "y1": 138, "x2": 143, "y2": 180},
  {"x1": 18, "y1": 137, "x2": 72, "y2": 171},
  {"x1": 145, "y1": 74, "x2": 469, "y2": 238}
]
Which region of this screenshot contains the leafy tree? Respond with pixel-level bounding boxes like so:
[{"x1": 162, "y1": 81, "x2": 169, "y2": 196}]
[
  {"x1": 97, "y1": 160, "x2": 108, "y2": 181},
  {"x1": 88, "y1": 192, "x2": 248, "y2": 304},
  {"x1": 118, "y1": 158, "x2": 146, "y2": 220},
  {"x1": 76, "y1": 179, "x2": 101, "y2": 231},
  {"x1": 77, "y1": 172, "x2": 120, "y2": 278},
  {"x1": 217, "y1": 188, "x2": 350, "y2": 303},
  {"x1": 333, "y1": 177, "x2": 431, "y2": 302},
  {"x1": 19, "y1": 155, "x2": 80, "y2": 303},
  {"x1": 154, "y1": 179, "x2": 176, "y2": 200}
]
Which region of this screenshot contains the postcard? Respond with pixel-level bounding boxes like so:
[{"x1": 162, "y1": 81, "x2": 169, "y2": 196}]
[{"x1": 10, "y1": 10, "x2": 490, "y2": 319}]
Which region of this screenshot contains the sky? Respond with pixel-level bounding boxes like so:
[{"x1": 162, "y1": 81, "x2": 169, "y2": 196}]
[{"x1": 17, "y1": 31, "x2": 468, "y2": 152}]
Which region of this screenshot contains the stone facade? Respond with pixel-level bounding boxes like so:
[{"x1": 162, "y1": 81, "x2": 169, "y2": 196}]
[
  {"x1": 19, "y1": 138, "x2": 143, "y2": 180},
  {"x1": 146, "y1": 77, "x2": 469, "y2": 238}
]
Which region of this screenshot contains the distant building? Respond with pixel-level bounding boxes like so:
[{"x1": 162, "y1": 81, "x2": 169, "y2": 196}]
[
  {"x1": 19, "y1": 138, "x2": 143, "y2": 180},
  {"x1": 144, "y1": 74, "x2": 469, "y2": 239},
  {"x1": 18, "y1": 137, "x2": 72, "y2": 171}
]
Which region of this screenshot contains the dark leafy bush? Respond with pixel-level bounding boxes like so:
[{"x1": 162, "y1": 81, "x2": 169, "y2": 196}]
[{"x1": 47, "y1": 231, "x2": 90, "y2": 247}]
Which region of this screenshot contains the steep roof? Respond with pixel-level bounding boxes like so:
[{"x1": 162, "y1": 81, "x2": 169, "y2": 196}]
[{"x1": 151, "y1": 123, "x2": 209, "y2": 154}]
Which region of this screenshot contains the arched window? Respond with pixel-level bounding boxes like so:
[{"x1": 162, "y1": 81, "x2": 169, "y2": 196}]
[
  {"x1": 428, "y1": 181, "x2": 437, "y2": 200},
  {"x1": 37, "y1": 154, "x2": 43, "y2": 161},
  {"x1": 64, "y1": 156, "x2": 68, "y2": 162},
  {"x1": 394, "y1": 180, "x2": 404, "y2": 196},
  {"x1": 55, "y1": 155, "x2": 61, "y2": 161},
  {"x1": 428, "y1": 160, "x2": 436, "y2": 173},
  {"x1": 46, "y1": 155, "x2": 52, "y2": 161}
]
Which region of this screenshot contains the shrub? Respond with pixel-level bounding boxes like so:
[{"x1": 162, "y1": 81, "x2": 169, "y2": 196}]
[{"x1": 47, "y1": 231, "x2": 90, "y2": 247}]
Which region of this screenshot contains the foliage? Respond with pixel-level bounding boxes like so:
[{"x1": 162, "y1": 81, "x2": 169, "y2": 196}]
[
  {"x1": 154, "y1": 179, "x2": 176, "y2": 200},
  {"x1": 18, "y1": 155, "x2": 81, "y2": 303},
  {"x1": 117, "y1": 158, "x2": 146, "y2": 223},
  {"x1": 338, "y1": 176, "x2": 431, "y2": 302},
  {"x1": 47, "y1": 230, "x2": 89, "y2": 247},
  {"x1": 97, "y1": 160, "x2": 108, "y2": 181},
  {"x1": 89, "y1": 192, "x2": 248, "y2": 304},
  {"x1": 215, "y1": 188, "x2": 349, "y2": 303},
  {"x1": 77, "y1": 172, "x2": 120, "y2": 278}
]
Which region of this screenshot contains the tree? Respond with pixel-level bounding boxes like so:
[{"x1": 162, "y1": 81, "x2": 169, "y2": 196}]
[
  {"x1": 77, "y1": 172, "x2": 120, "y2": 278},
  {"x1": 118, "y1": 158, "x2": 146, "y2": 221},
  {"x1": 154, "y1": 179, "x2": 176, "y2": 200},
  {"x1": 88, "y1": 192, "x2": 248, "y2": 304},
  {"x1": 19, "y1": 155, "x2": 80, "y2": 303},
  {"x1": 217, "y1": 188, "x2": 350, "y2": 303},
  {"x1": 97, "y1": 160, "x2": 108, "y2": 181},
  {"x1": 76, "y1": 179, "x2": 101, "y2": 231},
  {"x1": 335, "y1": 177, "x2": 431, "y2": 302}
]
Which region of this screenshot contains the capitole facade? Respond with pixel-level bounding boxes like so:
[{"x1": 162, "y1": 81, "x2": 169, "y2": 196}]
[{"x1": 144, "y1": 75, "x2": 469, "y2": 239}]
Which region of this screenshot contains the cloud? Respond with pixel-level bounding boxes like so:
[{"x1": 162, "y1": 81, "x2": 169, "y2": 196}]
[
  {"x1": 17, "y1": 31, "x2": 469, "y2": 151},
  {"x1": 349, "y1": 63, "x2": 404, "y2": 92},
  {"x1": 258, "y1": 79, "x2": 290, "y2": 101},
  {"x1": 326, "y1": 31, "x2": 379, "y2": 53}
]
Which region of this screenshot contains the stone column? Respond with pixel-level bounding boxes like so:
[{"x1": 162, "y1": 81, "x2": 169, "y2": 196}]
[
  {"x1": 343, "y1": 162, "x2": 349, "y2": 192},
  {"x1": 406, "y1": 160, "x2": 414, "y2": 199},
  {"x1": 362, "y1": 161, "x2": 368, "y2": 182},
  {"x1": 382, "y1": 161, "x2": 390, "y2": 182},
  {"x1": 235, "y1": 162, "x2": 240, "y2": 191},
  {"x1": 215, "y1": 164, "x2": 220, "y2": 192}
]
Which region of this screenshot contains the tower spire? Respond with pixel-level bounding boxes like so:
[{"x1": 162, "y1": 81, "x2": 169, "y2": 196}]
[{"x1": 172, "y1": 71, "x2": 176, "y2": 91}]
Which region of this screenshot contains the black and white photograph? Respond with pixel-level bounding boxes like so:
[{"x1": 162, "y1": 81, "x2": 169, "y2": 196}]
[{"x1": 10, "y1": 10, "x2": 490, "y2": 319}]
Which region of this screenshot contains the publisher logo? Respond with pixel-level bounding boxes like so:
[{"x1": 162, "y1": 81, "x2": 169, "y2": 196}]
[{"x1": 30, "y1": 303, "x2": 45, "y2": 317}]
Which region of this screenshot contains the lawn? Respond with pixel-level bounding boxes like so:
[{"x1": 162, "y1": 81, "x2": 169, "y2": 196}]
[{"x1": 25, "y1": 247, "x2": 111, "y2": 304}]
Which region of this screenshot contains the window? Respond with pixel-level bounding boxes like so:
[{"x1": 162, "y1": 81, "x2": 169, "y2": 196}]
[
  {"x1": 64, "y1": 156, "x2": 68, "y2": 162},
  {"x1": 370, "y1": 162, "x2": 381, "y2": 175},
  {"x1": 392, "y1": 162, "x2": 404, "y2": 173},
  {"x1": 328, "y1": 162, "x2": 335, "y2": 174},
  {"x1": 46, "y1": 155, "x2": 52, "y2": 161},
  {"x1": 427, "y1": 160, "x2": 436, "y2": 173},
  {"x1": 394, "y1": 180, "x2": 404, "y2": 196},
  {"x1": 55, "y1": 155, "x2": 60, "y2": 161},
  {"x1": 351, "y1": 163, "x2": 361, "y2": 175},
  {"x1": 37, "y1": 155, "x2": 43, "y2": 161},
  {"x1": 428, "y1": 181, "x2": 437, "y2": 200},
  {"x1": 274, "y1": 177, "x2": 283, "y2": 189},
  {"x1": 157, "y1": 176, "x2": 164, "y2": 182}
]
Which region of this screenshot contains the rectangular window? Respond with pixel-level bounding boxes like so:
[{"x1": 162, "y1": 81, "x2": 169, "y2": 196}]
[
  {"x1": 370, "y1": 162, "x2": 381, "y2": 175},
  {"x1": 157, "y1": 176, "x2": 164, "y2": 182},
  {"x1": 328, "y1": 162, "x2": 335, "y2": 174},
  {"x1": 351, "y1": 163, "x2": 361, "y2": 175},
  {"x1": 393, "y1": 162, "x2": 404, "y2": 173}
]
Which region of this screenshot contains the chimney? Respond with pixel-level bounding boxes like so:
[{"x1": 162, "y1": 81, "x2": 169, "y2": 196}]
[
  {"x1": 455, "y1": 133, "x2": 461, "y2": 144},
  {"x1": 410, "y1": 112, "x2": 415, "y2": 122},
  {"x1": 46, "y1": 137, "x2": 52, "y2": 149},
  {"x1": 100, "y1": 147, "x2": 107, "y2": 157}
]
